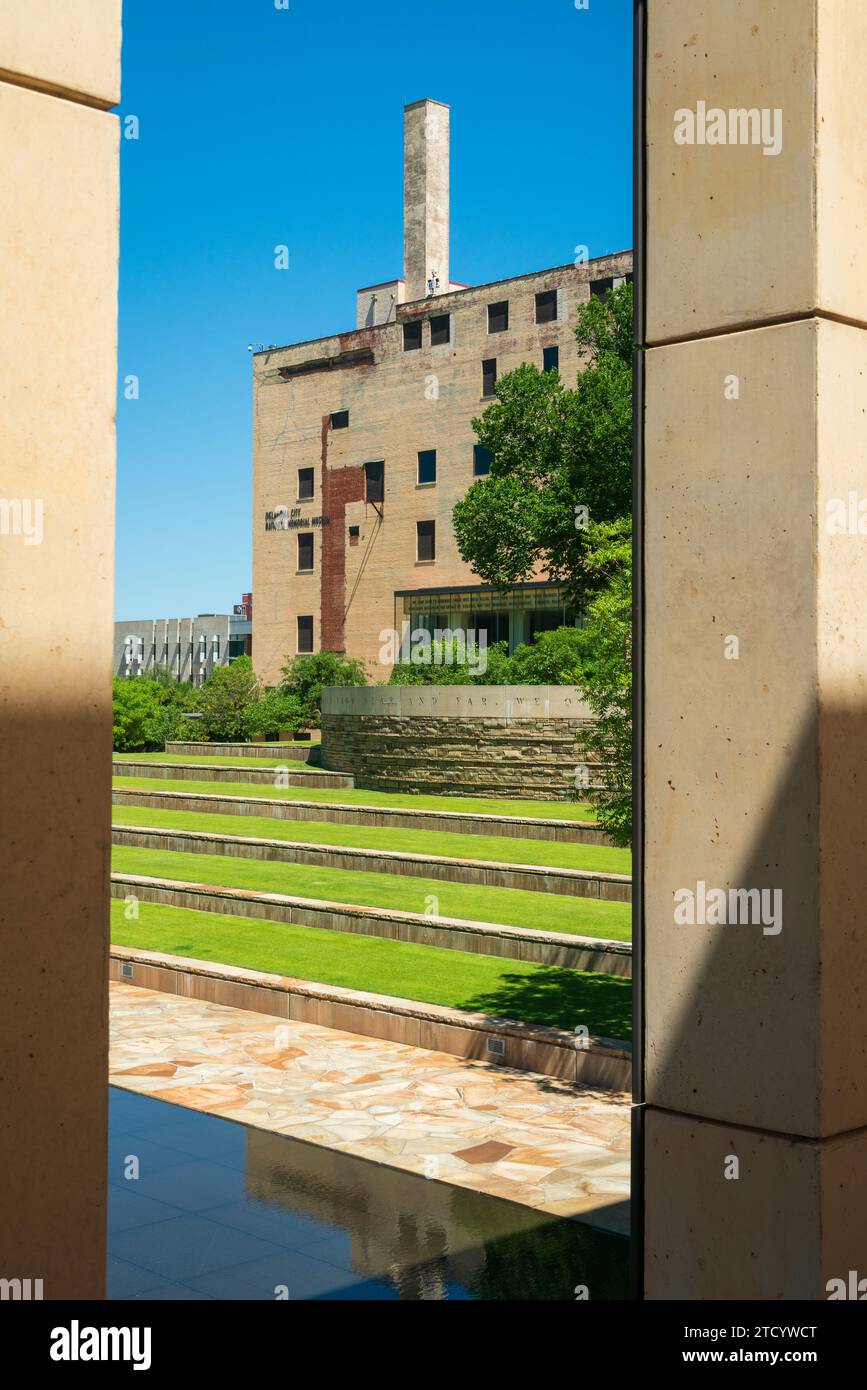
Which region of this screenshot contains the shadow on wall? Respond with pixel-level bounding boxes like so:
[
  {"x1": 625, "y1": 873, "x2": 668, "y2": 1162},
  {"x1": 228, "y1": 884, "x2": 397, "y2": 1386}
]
[{"x1": 644, "y1": 699, "x2": 867, "y2": 1298}]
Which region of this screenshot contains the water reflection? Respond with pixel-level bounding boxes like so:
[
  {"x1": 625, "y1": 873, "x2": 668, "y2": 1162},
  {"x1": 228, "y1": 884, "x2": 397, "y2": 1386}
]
[{"x1": 108, "y1": 1087, "x2": 628, "y2": 1301}]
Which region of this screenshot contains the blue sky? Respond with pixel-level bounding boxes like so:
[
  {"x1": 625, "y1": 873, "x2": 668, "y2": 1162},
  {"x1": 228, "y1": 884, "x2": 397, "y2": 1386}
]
[{"x1": 116, "y1": 0, "x2": 633, "y2": 618}]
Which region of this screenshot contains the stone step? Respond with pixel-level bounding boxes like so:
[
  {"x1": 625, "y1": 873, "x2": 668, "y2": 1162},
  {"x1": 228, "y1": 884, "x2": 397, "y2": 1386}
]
[
  {"x1": 112, "y1": 787, "x2": 614, "y2": 845},
  {"x1": 112, "y1": 823, "x2": 631, "y2": 902},
  {"x1": 109, "y1": 943, "x2": 632, "y2": 1091},
  {"x1": 165, "y1": 740, "x2": 316, "y2": 762},
  {"x1": 110, "y1": 871, "x2": 632, "y2": 976},
  {"x1": 113, "y1": 759, "x2": 352, "y2": 790}
]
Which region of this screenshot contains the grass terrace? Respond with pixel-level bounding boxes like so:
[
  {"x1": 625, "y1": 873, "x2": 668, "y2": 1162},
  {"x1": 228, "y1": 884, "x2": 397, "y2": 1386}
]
[
  {"x1": 111, "y1": 899, "x2": 632, "y2": 1038},
  {"x1": 113, "y1": 775, "x2": 597, "y2": 821},
  {"x1": 111, "y1": 845, "x2": 632, "y2": 940},
  {"x1": 114, "y1": 752, "x2": 313, "y2": 770},
  {"x1": 111, "y1": 804, "x2": 633, "y2": 874}
]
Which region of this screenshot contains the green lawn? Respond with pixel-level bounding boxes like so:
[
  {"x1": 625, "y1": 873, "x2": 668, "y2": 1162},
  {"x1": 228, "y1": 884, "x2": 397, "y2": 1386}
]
[
  {"x1": 111, "y1": 804, "x2": 633, "y2": 876},
  {"x1": 113, "y1": 775, "x2": 597, "y2": 822},
  {"x1": 114, "y1": 753, "x2": 312, "y2": 771},
  {"x1": 111, "y1": 846, "x2": 632, "y2": 941},
  {"x1": 111, "y1": 899, "x2": 632, "y2": 1038}
]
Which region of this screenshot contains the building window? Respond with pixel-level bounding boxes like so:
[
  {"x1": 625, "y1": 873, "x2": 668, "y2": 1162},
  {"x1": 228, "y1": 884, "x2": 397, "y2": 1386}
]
[
  {"x1": 482, "y1": 358, "x2": 497, "y2": 398},
  {"x1": 590, "y1": 276, "x2": 615, "y2": 300},
  {"x1": 348, "y1": 524, "x2": 360, "y2": 547},
  {"x1": 430, "y1": 313, "x2": 450, "y2": 347},
  {"x1": 364, "y1": 460, "x2": 384, "y2": 504},
  {"x1": 403, "y1": 320, "x2": 422, "y2": 351},
  {"x1": 330, "y1": 410, "x2": 349, "y2": 429},
  {"x1": 535, "y1": 289, "x2": 558, "y2": 324},
  {"x1": 543, "y1": 345, "x2": 560, "y2": 373},
  {"x1": 417, "y1": 450, "x2": 437, "y2": 485},
  {"x1": 212, "y1": 634, "x2": 220, "y2": 660},
  {"x1": 473, "y1": 445, "x2": 493, "y2": 477},
  {"x1": 297, "y1": 615, "x2": 314, "y2": 653},
  {"x1": 298, "y1": 532, "x2": 314, "y2": 572},
  {"x1": 417, "y1": 519, "x2": 436, "y2": 562},
  {"x1": 488, "y1": 301, "x2": 509, "y2": 333},
  {"x1": 298, "y1": 467, "x2": 314, "y2": 500}
]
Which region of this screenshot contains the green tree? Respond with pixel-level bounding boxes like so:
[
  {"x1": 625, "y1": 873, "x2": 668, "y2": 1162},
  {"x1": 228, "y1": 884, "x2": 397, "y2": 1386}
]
[
  {"x1": 112, "y1": 674, "x2": 199, "y2": 751},
  {"x1": 452, "y1": 282, "x2": 633, "y2": 609},
  {"x1": 242, "y1": 688, "x2": 305, "y2": 740},
  {"x1": 196, "y1": 655, "x2": 260, "y2": 741},
  {"x1": 572, "y1": 518, "x2": 632, "y2": 847},
  {"x1": 280, "y1": 651, "x2": 368, "y2": 726}
]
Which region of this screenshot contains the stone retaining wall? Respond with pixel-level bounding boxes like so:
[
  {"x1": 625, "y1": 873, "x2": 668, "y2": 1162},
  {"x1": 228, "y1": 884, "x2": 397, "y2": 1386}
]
[
  {"x1": 165, "y1": 741, "x2": 315, "y2": 761},
  {"x1": 320, "y1": 685, "x2": 597, "y2": 801},
  {"x1": 114, "y1": 759, "x2": 351, "y2": 790},
  {"x1": 109, "y1": 945, "x2": 632, "y2": 1091}
]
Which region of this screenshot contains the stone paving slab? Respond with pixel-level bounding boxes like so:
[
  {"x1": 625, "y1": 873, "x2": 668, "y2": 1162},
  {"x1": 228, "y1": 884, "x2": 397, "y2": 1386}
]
[{"x1": 109, "y1": 981, "x2": 631, "y2": 1234}]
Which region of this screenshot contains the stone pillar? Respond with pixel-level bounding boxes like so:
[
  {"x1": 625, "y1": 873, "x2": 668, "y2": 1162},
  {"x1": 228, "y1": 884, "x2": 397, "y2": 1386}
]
[
  {"x1": 0, "y1": 3, "x2": 121, "y2": 1300},
  {"x1": 403, "y1": 99, "x2": 450, "y2": 302},
  {"x1": 643, "y1": 0, "x2": 867, "y2": 1299}
]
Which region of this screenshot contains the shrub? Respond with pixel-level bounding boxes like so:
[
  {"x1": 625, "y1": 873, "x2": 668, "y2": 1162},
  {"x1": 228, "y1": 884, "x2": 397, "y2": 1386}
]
[
  {"x1": 242, "y1": 688, "x2": 305, "y2": 740},
  {"x1": 196, "y1": 655, "x2": 261, "y2": 742},
  {"x1": 506, "y1": 626, "x2": 589, "y2": 686},
  {"x1": 112, "y1": 676, "x2": 198, "y2": 752},
  {"x1": 280, "y1": 651, "x2": 367, "y2": 726}
]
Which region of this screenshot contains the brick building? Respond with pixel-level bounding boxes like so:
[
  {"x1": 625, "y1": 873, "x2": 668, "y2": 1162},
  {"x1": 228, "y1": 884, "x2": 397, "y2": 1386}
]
[{"x1": 252, "y1": 99, "x2": 631, "y2": 684}]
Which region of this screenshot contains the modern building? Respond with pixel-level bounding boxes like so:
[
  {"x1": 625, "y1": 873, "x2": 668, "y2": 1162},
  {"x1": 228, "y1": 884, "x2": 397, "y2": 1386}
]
[
  {"x1": 114, "y1": 593, "x2": 252, "y2": 685},
  {"x1": 252, "y1": 99, "x2": 632, "y2": 684}
]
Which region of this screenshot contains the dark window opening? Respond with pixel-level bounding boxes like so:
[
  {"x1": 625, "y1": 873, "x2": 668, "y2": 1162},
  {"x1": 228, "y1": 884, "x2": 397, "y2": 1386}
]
[
  {"x1": 482, "y1": 359, "x2": 497, "y2": 398},
  {"x1": 298, "y1": 467, "x2": 314, "y2": 500},
  {"x1": 473, "y1": 611, "x2": 511, "y2": 648},
  {"x1": 473, "y1": 445, "x2": 493, "y2": 477},
  {"x1": 297, "y1": 615, "x2": 313, "y2": 654},
  {"x1": 330, "y1": 410, "x2": 349, "y2": 429},
  {"x1": 543, "y1": 345, "x2": 560, "y2": 374},
  {"x1": 364, "y1": 460, "x2": 384, "y2": 504},
  {"x1": 297, "y1": 532, "x2": 314, "y2": 572},
  {"x1": 590, "y1": 276, "x2": 615, "y2": 300},
  {"x1": 430, "y1": 314, "x2": 450, "y2": 347},
  {"x1": 535, "y1": 289, "x2": 558, "y2": 324},
  {"x1": 417, "y1": 520, "x2": 436, "y2": 562},
  {"x1": 529, "y1": 608, "x2": 577, "y2": 641},
  {"x1": 417, "y1": 450, "x2": 437, "y2": 485},
  {"x1": 403, "y1": 320, "x2": 423, "y2": 351},
  {"x1": 488, "y1": 301, "x2": 509, "y2": 333},
  {"x1": 348, "y1": 525, "x2": 360, "y2": 547}
]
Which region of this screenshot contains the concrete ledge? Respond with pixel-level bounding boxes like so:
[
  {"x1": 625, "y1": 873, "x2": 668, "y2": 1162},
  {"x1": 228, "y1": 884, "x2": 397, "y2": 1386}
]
[
  {"x1": 110, "y1": 873, "x2": 633, "y2": 976},
  {"x1": 109, "y1": 943, "x2": 632, "y2": 1091},
  {"x1": 111, "y1": 787, "x2": 612, "y2": 845},
  {"x1": 112, "y1": 823, "x2": 632, "y2": 903},
  {"x1": 165, "y1": 741, "x2": 315, "y2": 762},
  {"x1": 113, "y1": 759, "x2": 351, "y2": 790}
]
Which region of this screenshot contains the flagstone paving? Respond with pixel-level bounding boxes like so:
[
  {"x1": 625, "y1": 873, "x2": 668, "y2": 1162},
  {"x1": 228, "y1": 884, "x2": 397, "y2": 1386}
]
[{"x1": 109, "y1": 982, "x2": 631, "y2": 1234}]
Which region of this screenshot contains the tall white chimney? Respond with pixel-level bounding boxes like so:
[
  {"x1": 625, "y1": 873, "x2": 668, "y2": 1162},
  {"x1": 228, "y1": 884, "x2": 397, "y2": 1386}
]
[{"x1": 403, "y1": 99, "x2": 450, "y2": 302}]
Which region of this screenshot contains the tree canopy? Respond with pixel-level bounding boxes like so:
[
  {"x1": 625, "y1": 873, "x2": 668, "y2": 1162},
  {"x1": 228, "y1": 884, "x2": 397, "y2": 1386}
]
[{"x1": 452, "y1": 282, "x2": 633, "y2": 609}]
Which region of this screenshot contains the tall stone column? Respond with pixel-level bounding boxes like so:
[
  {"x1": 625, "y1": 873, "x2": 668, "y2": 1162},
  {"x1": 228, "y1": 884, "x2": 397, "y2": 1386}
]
[
  {"x1": 643, "y1": 0, "x2": 867, "y2": 1299},
  {"x1": 0, "y1": 3, "x2": 121, "y2": 1299}
]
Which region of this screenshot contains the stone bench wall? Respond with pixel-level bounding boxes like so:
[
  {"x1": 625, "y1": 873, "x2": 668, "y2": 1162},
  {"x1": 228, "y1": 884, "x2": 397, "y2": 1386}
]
[{"x1": 320, "y1": 685, "x2": 597, "y2": 801}]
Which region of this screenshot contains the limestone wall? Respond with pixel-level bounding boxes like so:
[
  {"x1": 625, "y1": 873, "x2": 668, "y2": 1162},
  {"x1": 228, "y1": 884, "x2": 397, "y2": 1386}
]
[{"x1": 320, "y1": 685, "x2": 595, "y2": 800}]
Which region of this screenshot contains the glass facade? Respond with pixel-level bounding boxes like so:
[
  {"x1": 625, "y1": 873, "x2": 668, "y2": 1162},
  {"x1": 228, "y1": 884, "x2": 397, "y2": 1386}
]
[{"x1": 394, "y1": 582, "x2": 582, "y2": 654}]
